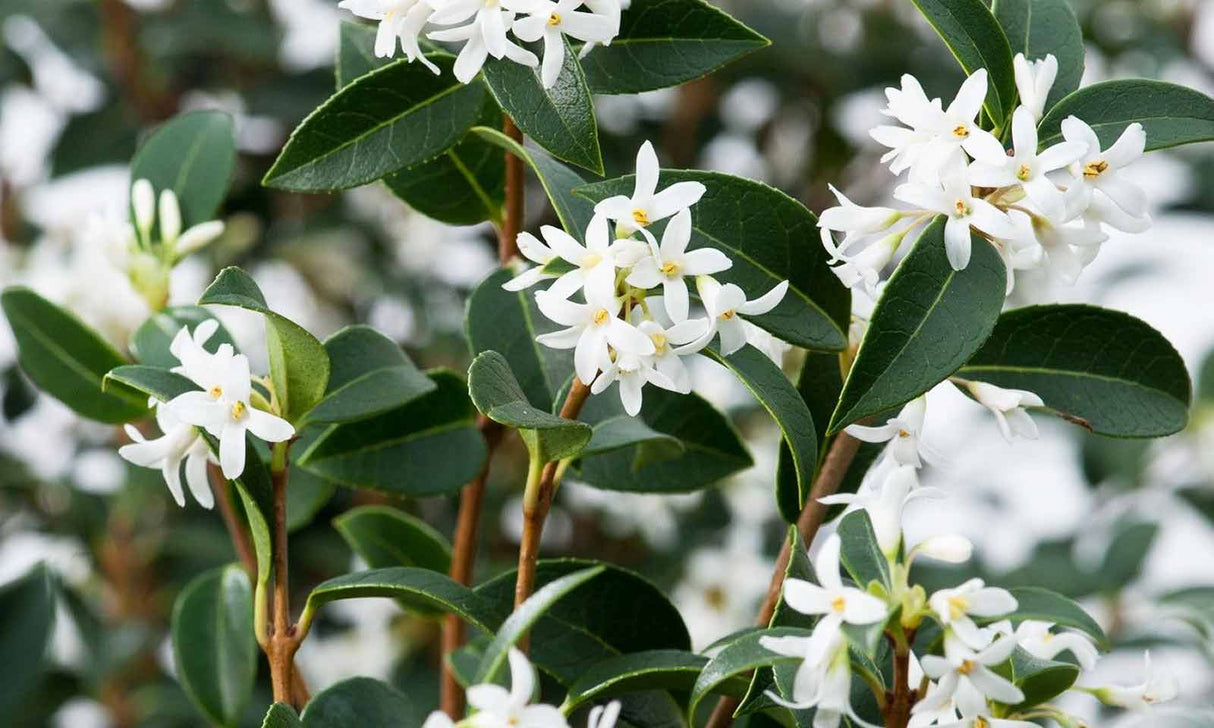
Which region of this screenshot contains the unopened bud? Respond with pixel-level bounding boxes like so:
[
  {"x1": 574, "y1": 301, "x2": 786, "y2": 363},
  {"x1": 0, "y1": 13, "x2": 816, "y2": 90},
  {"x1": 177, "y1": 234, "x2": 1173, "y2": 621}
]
[{"x1": 915, "y1": 534, "x2": 973, "y2": 563}]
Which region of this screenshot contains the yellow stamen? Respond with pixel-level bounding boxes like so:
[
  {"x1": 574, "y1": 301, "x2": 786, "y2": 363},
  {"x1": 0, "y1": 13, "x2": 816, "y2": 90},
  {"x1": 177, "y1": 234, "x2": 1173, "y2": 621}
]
[
  {"x1": 830, "y1": 596, "x2": 846, "y2": 613},
  {"x1": 208, "y1": 385, "x2": 224, "y2": 400},
  {"x1": 953, "y1": 199, "x2": 971, "y2": 217},
  {"x1": 705, "y1": 585, "x2": 727, "y2": 610},
  {"x1": 1016, "y1": 163, "x2": 1032, "y2": 181},
  {"x1": 1083, "y1": 159, "x2": 1109, "y2": 179},
  {"x1": 660, "y1": 261, "x2": 681, "y2": 277},
  {"x1": 593, "y1": 308, "x2": 610, "y2": 325},
  {"x1": 581, "y1": 252, "x2": 602, "y2": 269},
  {"x1": 230, "y1": 400, "x2": 247, "y2": 421},
  {"x1": 632, "y1": 208, "x2": 650, "y2": 227},
  {"x1": 720, "y1": 309, "x2": 736, "y2": 320},
  {"x1": 897, "y1": 429, "x2": 910, "y2": 439},
  {"x1": 547, "y1": 11, "x2": 561, "y2": 25},
  {"x1": 650, "y1": 331, "x2": 668, "y2": 351},
  {"x1": 974, "y1": 718, "x2": 990, "y2": 728},
  {"x1": 952, "y1": 124, "x2": 970, "y2": 139},
  {"x1": 947, "y1": 595, "x2": 970, "y2": 621},
  {"x1": 957, "y1": 659, "x2": 977, "y2": 676}
]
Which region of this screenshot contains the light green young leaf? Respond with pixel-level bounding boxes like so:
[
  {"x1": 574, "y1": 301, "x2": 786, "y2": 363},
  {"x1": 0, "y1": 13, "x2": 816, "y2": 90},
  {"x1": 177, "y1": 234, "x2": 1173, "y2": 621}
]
[
  {"x1": 1038, "y1": 80, "x2": 1214, "y2": 151},
  {"x1": 957, "y1": 304, "x2": 1191, "y2": 437},
  {"x1": 910, "y1": 0, "x2": 1017, "y2": 124},
  {"x1": 992, "y1": 0, "x2": 1084, "y2": 113},
  {"x1": 1, "y1": 286, "x2": 147, "y2": 423},
  {"x1": 129, "y1": 110, "x2": 236, "y2": 227},
  {"x1": 305, "y1": 326, "x2": 435, "y2": 425},
  {"x1": 199, "y1": 267, "x2": 330, "y2": 424},
  {"x1": 829, "y1": 217, "x2": 1005, "y2": 433}
]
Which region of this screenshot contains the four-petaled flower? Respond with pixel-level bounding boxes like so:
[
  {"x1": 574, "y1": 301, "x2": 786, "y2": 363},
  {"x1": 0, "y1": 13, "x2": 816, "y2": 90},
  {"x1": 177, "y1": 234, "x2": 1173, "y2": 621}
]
[
  {"x1": 626, "y1": 208, "x2": 731, "y2": 322},
  {"x1": 1061, "y1": 116, "x2": 1148, "y2": 219},
  {"x1": 338, "y1": 0, "x2": 438, "y2": 71},
  {"x1": 513, "y1": 0, "x2": 617, "y2": 88},
  {"x1": 594, "y1": 141, "x2": 706, "y2": 235},
  {"x1": 1012, "y1": 52, "x2": 1058, "y2": 122},
  {"x1": 421, "y1": 648, "x2": 569, "y2": 728},
  {"x1": 915, "y1": 634, "x2": 1025, "y2": 717},
  {"x1": 961, "y1": 380, "x2": 1044, "y2": 442},
  {"x1": 534, "y1": 286, "x2": 655, "y2": 386},
  {"x1": 428, "y1": 0, "x2": 539, "y2": 84},
  {"x1": 845, "y1": 395, "x2": 931, "y2": 468},
  {"x1": 928, "y1": 578, "x2": 1018, "y2": 651},
  {"x1": 693, "y1": 275, "x2": 788, "y2": 356}
]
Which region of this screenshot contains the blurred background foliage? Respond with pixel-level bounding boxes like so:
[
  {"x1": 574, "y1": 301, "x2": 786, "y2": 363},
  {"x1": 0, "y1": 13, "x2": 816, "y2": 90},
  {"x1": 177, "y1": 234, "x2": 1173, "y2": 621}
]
[{"x1": 1, "y1": 0, "x2": 1213, "y2": 726}]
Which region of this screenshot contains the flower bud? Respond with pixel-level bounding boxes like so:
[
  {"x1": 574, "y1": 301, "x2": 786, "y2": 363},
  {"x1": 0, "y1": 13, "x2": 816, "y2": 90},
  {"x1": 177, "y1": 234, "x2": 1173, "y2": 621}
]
[
  {"x1": 915, "y1": 534, "x2": 973, "y2": 563},
  {"x1": 131, "y1": 179, "x2": 156, "y2": 242},
  {"x1": 158, "y1": 189, "x2": 182, "y2": 245}
]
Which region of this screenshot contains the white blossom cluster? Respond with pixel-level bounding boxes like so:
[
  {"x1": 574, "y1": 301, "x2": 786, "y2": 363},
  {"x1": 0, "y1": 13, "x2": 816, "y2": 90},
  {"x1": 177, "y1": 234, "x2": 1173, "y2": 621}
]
[
  {"x1": 338, "y1": 0, "x2": 630, "y2": 88},
  {"x1": 822, "y1": 54, "x2": 1151, "y2": 298},
  {"x1": 504, "y1": 141, "x2": 788, "y2": 415},
  {"x1": 118, "y1": 321, "x2": 295, "y2": 505}
]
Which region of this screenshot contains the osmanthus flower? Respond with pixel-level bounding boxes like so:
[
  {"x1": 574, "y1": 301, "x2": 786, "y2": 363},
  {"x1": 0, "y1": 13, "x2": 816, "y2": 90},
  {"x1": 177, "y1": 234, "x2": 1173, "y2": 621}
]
[
  {"x1": 506, "y1": 217, "x2": 645, "y2": 300},
  {"x1": 625, "y1": 208, "x2": 732, "y2": 322},
  {"x1": 534, "y1": 287, "x2": 655, "y2": 386},
  {"x1": 928, "y1": 578, "x2": 1018, "y2": 651},
  {"x1": 593, "y1": 141, "x2": 706, "y2": 235},
  {"x1": 421, "y1": 648, "x2": 569, "y2": 728},
  {"x1": 1012, "y1": 52, "x2": 1058, "y2": 122},
  {"x1": 958, "y1": 380, "x2": 1044, "y2": 442},
  {"x1": 633, "y1": 299, "x2": 709, "y2": 394},
  {"x1": 870, "y1": 75, "x2": 943, "y2": 174},
  {"x1": 586, "y1": 700, "x2": 622, "y2": 728},
  {"x1": 820, "y1": 227, "x2": 902, "y2": 298},
  {"x1": 692, "y1": 275, "x2": 788, "y2": 356},
  {"x1": 130, "y1": 178, "x2": 225, "y2": 256},
  {"x1": 119, "y1": 403, "x2": 216, "y2": 509},
  {"x1": 935, "y1": 714, "x2": 1040, "y2": 728},
  {"x1": 909, "y1": 534, "x2": 975, "y2": 565},
  {"x1": 893, "y1": 157, "x2": 1015, "y2": 271},
  {"x1": 167, "y1": 349, "x2": 295, "y2": 479},
  {"x1": 1060, "y1": 116, "x2": 1149, "y2": 218},
  {"x1": 818, "y1": 184, "x2": 903, "y2": 241},
  {"x1": 512, "y1": 0, "x2": 618, "y2": 89},
  {"x1": 1002, "y1": 620, "x2": 1099, "y2": 670},
  {"x1": 337, "y1": 0, "x2": 438, "y2": 71},
  {"x1": 762, "y1": 630, "x2": 880, "y2": 728},
  {"x1": 577, "y1": 0, "x2": 630, "y2": 58},
  {"x1": 819, "y1": 464, "x2": 942, "y2": 558},
  {"x1": 427, "y1": 0, "x2": 539, "y2": 85},
  {"x1": 845, "y1": 395, "x2": 931, "y2": 468},
  {"x1": 914, "y1": 634, "x2": 1025, "y2": 717},
  {"x1": 591, "y1": 349, "x2": 678, "y2": 415},
  {"x1": 967, "y1": 107, "x2": 1087, "y2": 221},
  {"x1": 1088, "y1": 651, "x2": 1179, "y2": 711}
]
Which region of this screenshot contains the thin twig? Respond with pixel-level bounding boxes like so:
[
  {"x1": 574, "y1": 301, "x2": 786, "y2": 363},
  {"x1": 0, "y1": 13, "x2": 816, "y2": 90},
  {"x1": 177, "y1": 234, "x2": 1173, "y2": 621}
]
[{"x1": 207, "y1": 464, "x2": 257, "y2": 578}]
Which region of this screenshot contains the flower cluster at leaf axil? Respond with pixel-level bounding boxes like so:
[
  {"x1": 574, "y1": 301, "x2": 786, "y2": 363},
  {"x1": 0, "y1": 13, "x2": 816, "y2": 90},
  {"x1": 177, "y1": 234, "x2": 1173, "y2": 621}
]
[
  {"x1": 821, "y1": 54, "x2": 1150, "y2": 298},
  {"x1": 339, "y1": 0, "x2": 630, "y2": 88},
  {"x1": 503, "y1": 141, "x2": 787, "y2": 415}
]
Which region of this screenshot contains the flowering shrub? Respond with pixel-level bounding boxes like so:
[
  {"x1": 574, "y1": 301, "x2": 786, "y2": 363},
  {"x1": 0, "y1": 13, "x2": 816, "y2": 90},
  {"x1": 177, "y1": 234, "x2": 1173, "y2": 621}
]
[{"x1": 1, "y1": 0, "x2": 1212, "y2": 727}]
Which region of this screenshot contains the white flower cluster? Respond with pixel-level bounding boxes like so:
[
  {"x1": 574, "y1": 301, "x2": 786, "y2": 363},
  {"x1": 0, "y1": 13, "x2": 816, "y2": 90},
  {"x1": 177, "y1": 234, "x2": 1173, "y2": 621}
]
[
  {"x1": 822, "y1": 54, "x2": 1151, "y2": 298},
  {"x1": 119, "y1": 321, "x2": 295, "y2": 505},
  {"x1": 504, "y1": 141, "x2": 788, "y2": 415},
  {"x1": 421, "y1": 648, "x2": 620, "y2": 728},
  {"x1": 339, "y1": 0, "x2": 630, "y2": 88}
]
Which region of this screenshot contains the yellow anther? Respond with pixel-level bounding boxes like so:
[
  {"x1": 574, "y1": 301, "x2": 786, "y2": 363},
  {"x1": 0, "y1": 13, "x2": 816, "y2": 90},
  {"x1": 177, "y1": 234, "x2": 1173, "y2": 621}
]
[
  {"x1": 581, "y1": 252, "x2": 602, "y2": 269},
  {"x1": 897, "y1": 429, "x2": 911, "y2": 439},
  {"x1": 1016, "y1": 163, "x2": 1032, "y2": 181},
  {"x1": 831, "y1": 596, "x2": 846, "y2": 613},
  {"x1": 593, "y1": 308, "x2": 610, "y2": 325},
  {"x1": 650, "y1": 331, "x2": 668, "y2": 351},
  {"x1": 957, "y1": 659, "x2": 977, "y2": 676},
  {"x1": 947, "y1": 595, "x2": 970, "y2": 621},
  {"x1": 208, "y1": 385, "x2": 224, "y2": 399},
  {"x1": 632, "y1": 208, "x2": 651, "y2": 227},
  {"x1": 1083, "y1": 159, "x2": 1109, "y2": 178},
  {"x1": 230, "y1": 400, "x2": 247, "y2": 421},
  {"x1": 660, "y1": 261, "x2": 681, "y2": 277},
  {"x1": 720, "y1": 309, "x2": 736, "y2": 320},
  {"x1": 705, "y1": 586, "x2": 726, "y2": 610},
  {"x1": 974, "y1": 718, "x2": 990, "y2": 728},
  {"x1": 953, "y1": 199, "x2": 971, "y2": 217},
  {"x1": 952, "y1": 124, "x2": 970, "y2": 139},
  {"x1": 548, "y1": 11, "x2": 561, "y2": 25}
]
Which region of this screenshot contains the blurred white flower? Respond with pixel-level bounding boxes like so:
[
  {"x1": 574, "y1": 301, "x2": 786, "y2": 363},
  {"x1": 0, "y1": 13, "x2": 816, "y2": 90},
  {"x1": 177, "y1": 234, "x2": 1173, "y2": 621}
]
[{"x1": 928, "y1": 578, "x2": 1018, "y2": 651}]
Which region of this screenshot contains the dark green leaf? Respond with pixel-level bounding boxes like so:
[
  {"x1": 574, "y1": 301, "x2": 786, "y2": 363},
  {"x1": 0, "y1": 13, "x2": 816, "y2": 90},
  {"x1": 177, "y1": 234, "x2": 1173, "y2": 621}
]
[
  {"x1": 837, "y1": 510, "x2": 891, "y2": 590},
  {"x1": 199, "y1": 267, "x2": 331, "y2": 423},
  {"x1": 0, "y1": 564, "x2": 56, "y2": 715},
  {"x1": 130, "y1": 110, "x2": 236, "y2": 227},
  {"x1": 1179, "y1": 489, "x2": 1214, "y2": 530},
  {"x1": 260, "y1": 703, "x2": 302, "y2": 728},
  {"x1": 829, "y1": 218, "x2": 1005, "y2": 432},
  {"x1": 286, "y1": 467, "x2": 336, "y2": 532},
  {"x1": 466, "y1": 268, "x2": 573, "y2": 412},
  {"x1": 1008, "y1": 648, "x2": 1079, "y2": 710},
  {"x1": 481, "y1": 38, "x2": 602, "y2": 174},
  {"x1": 265, "y1": 55, "x2": 485, "y2": 191},
  {"x1": 304, "y1": 567, "x2": 497, "y2": 631},
  {"x1": 576, "y1": 171, "x2": 850, "y2": 350},
  {"x1": 582, "y1": 415, "x2": 684, "y2": 460},
  {"x1": 706, "y1": 345, "x2": 816, "y2": 523},
  {"x1": 301, "y1": 677, "x2": 413, "y2": 727},
  {"x1": 573, "y1": 386, "x2": 751, "y2": 493},
  {"x1": 688, "y1": 627, "x2": 811, "y2": 720},
  {"x1": 335, "y1": 21, "x2": 389, "y2": 87},
  {"x1": 999, "y1": 587, "x2": 1108, "y2": 646},
  {"x1": 992, "y1": 0, "x2": 1083, "y2": 112},
  {"x1": 105, "y1": 365, "x2": 198, "y2": 403},
  {"x1": 958, "y1": 305, "x2": 1190, "y2": 437},
  {"x1": 298, "y1": 369, "x2": 487, "y2": 497},
  {"x1": 171, "y1": 565, "x2": 256, "y2": 727},
  {"x1": 306, "y1": 326, "x2": 434, "y2": 424},
  {"x1": 1098, "y1": 520, "x2": 1158, "y2": 592},
  {"x1": 1038, "y1": 80, "x2": 1214, "y2": 151},
  {"x1": 1, "y1": 286, "x2": 147, "y2": 423},
  {"x1": 129, "y1": 305, "x2": 237, "y2": 368},
  {"x1": 777, "y1": 352, "x2": 844, "y2": 524},
  {"x1": 334, "y1": 505, "x2": 452, "y2": 574},
  {"x1": 468, "y1": 351, "x2": 591, "y2": 462},
  {"x1": 562, "y1": 651, "x2": 709, "y2": 713},
  {"x1": 910, "y1": 0, "x2": 1017, "y2": 123},
  {"x1": 579, "y1": 0, "x2": 768, "y2": 94}
]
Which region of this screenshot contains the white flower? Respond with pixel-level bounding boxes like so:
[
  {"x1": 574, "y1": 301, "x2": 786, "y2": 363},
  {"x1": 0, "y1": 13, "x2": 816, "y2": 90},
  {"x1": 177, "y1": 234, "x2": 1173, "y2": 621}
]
[
  {"x1": 534, "y1": 287, "x2": 655, "y2": 385},
  {"x1": 626, "y1": 208, "x2": 731, "y2": 321},
  {"x1": 871, "y1": 74, "x2": 945, "y2": 175},
  {"x1": 129, "y1": 179, "x2": 225, "y2": 255},
  {"x1": 818, "y1": 184, "x2": 902, "y2": 238},
  {"x1": 1091, "y1": 651, "x2": 1178, "y2": 710},
  {"x1": 594, "y1": 141, "x2": 706, "y2": 235},
  {"x1": 1006, "y1": 208, "x2": 1102, "y2": 285},
  {"x1": 120, "y1": 403, "x2": 216, "y2": 509},
  {"x1": 894, "y1": 158, "x2": 1014, "y2": 270},
  {"x1": 929, "y1": 578, "x2": 1018, "y2": 651},
  {"x1": 968, "y1": 107, "x2": 1086, "y2": 221},
  {"x1": 911, "y1": 534, "x2": 974, "y2": 564},
  {"x1": 132, "y1": 178, "x2": 156, "y2": 242},
  {"x1": 421, "y1": 648, "x2": 567, "y2": 728},
  {"x1": 576, "y1": 0, "x2": 628, "y2": 58},
  {"x1": 338, "y1": 0, "x2": 438, "y2": 72},
  {"x1": 427, "y1": 0, "x2": 539, "y2": 84},
  {"x1": 513, "y1": 0, "x2": 617, "y2": 89},
  {"x1": 693, "y1": 275, "x2": 787, "y2": 356},
  {"x1": 634, "y1": 301, "x2": 709, "y2": 393},
  {"x1": 936, "y1": 714, "x2": 1039, "y2": 728},
  {"x1": 845, "y1": 395, "x2": 931, "y2": 468},
  {"x1": 502, "y1": 226, "x2": 561, "y2": 292},
  {"x1": 819, "y1": 465, "x2": 940, "y2": 558},
  {"x1": 510, "y1": 217, "x2": 644, "y2": 300},
  {"x1": 762, "y1": 632, "x2": 878, "y2": 728},
  {"x1": 167, "y1": 351, "x2": 295, "y2": 479},
  {"x1": 587, "y1": 702, "x2": 620, "y2": 728},
  {"x1": 915, "y1": 635, "x2": 1024, "y2": 717},
  {"x1": 1011, "y1": 620, "x2": 1098, "y2": 670},
  {"x1": 591, "y1": 349, "x2": 677, "y2": 415},
  {"x1": 961, "y1": 380, "x2": 1043, "y2": 441},
  {"x1": 1060, "y1": 116, "x2": 1148, "y2": 219},
  {"x1": 1012, "y1": 53, "x2": 1058, "y2": 122},
  {"x1": 1073, "y1": 187, "x2": 1151, "y2": 233},
  {"x1": 820, "y1": 228, "x2": 900, "y2": 298}
]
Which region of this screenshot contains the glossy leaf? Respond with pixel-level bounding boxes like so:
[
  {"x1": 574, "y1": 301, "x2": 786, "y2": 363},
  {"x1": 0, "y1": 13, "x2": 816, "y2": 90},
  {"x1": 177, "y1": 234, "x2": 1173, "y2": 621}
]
[
  {"x1": 910, "y1": 0, "x2": 1017, "y2": 123},
  {"x1": 0, "y1": 564, "x2": 56, "y2": 715},
  {"x1": 573, "y1": 385, "x2": 751, "y2": 493},
  {"x1": 260, "y1": 703, "x2": 301, "y2": 728},
  {"x1": 776, "y1": 353, "x2": 844, "y2": 518},
  {"x1": 474, "y1": 566, "x2": 606, "y2": 683},
  {"x1": 579, "y1": 0, "x2": 768, "y2": 94},
  {"x1": 301, "y1": 677, "x2": 413, "y2": 727},
  {"x1": 481, "y1": 38, "x2": 602, "y2": 174},
  {"x1": 298, "y1": 369, "x2": 487, "y2": 496},
  {"x1": 837, "y1": 510, "x2": 891, "y2": 591},
  {"x1": 171, "y1": 565, "x2": 256, "y2": 727},
  {"x1": 688, "y1": 627, "x2": 811, "y2": 720},
  {"x1": 577, "y1": 171, "x2": 850, "y2": 350},
  {"x1": 958, "y1": 305, "x2": 1191, "y2": 437},
  {"x1": 562, "y1": 651, "x2": 709, "y2": 713},
  {"x1": 829, "y1": 218, "x2": 1005, "y2": 432},
  {"x1": 306, "y1": 326, "x2": 434, "y2": 424},
  {"x1": 265, "y1": 54, "x2": 485, "y2": 191},
  {"x1": 304, "y1": 567, "x2": 497, "y2": 631},
  {"x1": 706, "y1": 345, "x2": 816, "y2": 522},
  {"x1": 234, "y1": 480, "x2": 273, "y2": 591},
  {"x1": 335, "y1": 20, "x2": 389, "y2": 86},
  {"x1": 199, "y1": 267, "x2": 331, "y2": 423},
  {"x1": 468, "y1": 351, "x2": 591, "y2": 462},
  {"x1": 996, "y1": 587, "x2": 1108, "y2": 646},
  {"x1": 286, "y1": 467, "x2": 336, "y2": 532},
  {"x1": 333, "y1": 505, "x2": 453, "y2": 574},
  {"x1": 992, "y1": 0, "x2": 1083, "y2": 112},
  {"x1": 129, "y1": 110, "x2": 236, "y2": 227},
  {"x1": 129, "y1": 305, "x2": 237, "y2": 369},
  {"x1": 582, "y1": 415, "x2": 684, "y2": 460},
  {"x1": 1008, "y1": 648, "x2": 1080, "y2": 710},
  {"x1": 1, "y1": 286, "x2": 147, "y2": 423},
  {"x1": 1038, "y1": 80, "x2": 1214, "y2": 151},
  {"x1": 466, "y1": 268, "x2": 574, "y2": 413}
]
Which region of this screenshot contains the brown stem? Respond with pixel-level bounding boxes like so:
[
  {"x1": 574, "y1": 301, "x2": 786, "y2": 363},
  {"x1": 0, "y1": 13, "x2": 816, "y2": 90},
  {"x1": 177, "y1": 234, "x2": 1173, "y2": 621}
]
[
  {"x1": 98, "y1": 0, "x2": 176, "y2": 121},
  {"x1": 207, "y1": 464, "x2": 257, "y2": 578},
  {"x1": 513, "y1": 380, "x2": 592, "y2": 612},
  {"x1": 703, "y1": 432, "x2": 863, "y2": 728},
  {"x1": 267, "y1": 442, "x2": 302, "y2": 706},
  {"x1": 885, "y1": 634, "x2": 914, "y2": 728}
]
